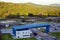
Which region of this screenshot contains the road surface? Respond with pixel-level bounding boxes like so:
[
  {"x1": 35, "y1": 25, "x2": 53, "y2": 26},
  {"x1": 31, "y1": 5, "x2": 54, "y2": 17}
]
[
  {"x1": 1, "y1": 29, "x2": 13, "y2": 35},
  {"x1": 31, "y1": 28, "x2": 54, "y2": 40}
]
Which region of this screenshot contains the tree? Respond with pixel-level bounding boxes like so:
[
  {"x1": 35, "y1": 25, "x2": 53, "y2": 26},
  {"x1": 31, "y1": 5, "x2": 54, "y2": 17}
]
[
  {"x1": 6, "y1": 14, "x2": 15, "y2": 18},
  {"x1": 28, "y1": 13, "x2": 34, "y2": 17},
  {"x1": 6, "y1": 13, "x2": 20, "y2": 18},
  {"x1": 16, "y1": 13, "x2": 20, "y2": 18},
  {"x1": 37, "y1": 13, "x2": 46, "y2": 18},
  {"x1": 58, "y1": 12, "x2": 60, "y2": 17}
]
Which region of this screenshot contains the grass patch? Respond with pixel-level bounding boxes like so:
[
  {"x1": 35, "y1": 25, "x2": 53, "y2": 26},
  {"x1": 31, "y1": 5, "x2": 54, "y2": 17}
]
[
  {"x1": 2, "y1": 34, "x2": 36, "y2": 40},
  {"x1": 2, "y1": 34, "x2": 13, "y2": 40},
  {"x1": 36, "y1": 21, "x2": 52, "y2": 24},
  {"x1": 15, "y1": 38, "x2": 36, "y2": 40},
  {"x1": 6, "y1": 27, "x2": 12, "y2": 29},
  {"x1": 4, "y1": 27, "x2": 12, "y2": 29},
  {"x1": 50, "y1": 32, "x2": 60, "y2": 39}
]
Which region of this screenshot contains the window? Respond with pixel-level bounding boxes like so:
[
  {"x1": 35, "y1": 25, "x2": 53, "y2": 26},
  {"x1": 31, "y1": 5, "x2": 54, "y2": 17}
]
[
  {"x1": 23, "y1": 32, "x2": 28, "y2": 34},
  {"x1": 28, "y1": 32, "x2": 29, "y2": 33},
  {"x1": 25, "y1": 32, "x2": 27, "y2": 34},
  {"x1": 23, "y1": 32, "x2": 24, "y2": 34},
  {"x1": 23, "y1": 35, "x2": 29, "y2": 37},
  {"x1": 17, "y1": 32, "x2": 19, "y2": 34},
  {"x1": 18, "y1": 36, "x2": 19, "y2": 38}
]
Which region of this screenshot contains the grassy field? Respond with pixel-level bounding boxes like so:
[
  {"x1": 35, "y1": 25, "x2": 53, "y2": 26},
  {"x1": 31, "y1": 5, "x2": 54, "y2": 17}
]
[
  {"x1": 4, "y1": 27, "x2": 12, "y2": 29},
  {"x1": 2, "y1": 34, "x2": 36, "y2": 40},
  {"x1": 7, "y1": 27, "x2": 12, "y2": 29},
  {"x1": 50, "y1": 32, "x2": 60, "y2": 40}
]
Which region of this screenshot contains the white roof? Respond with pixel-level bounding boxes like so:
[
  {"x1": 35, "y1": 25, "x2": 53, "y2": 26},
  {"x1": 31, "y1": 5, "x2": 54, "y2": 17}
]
[{"x1": 0, "y1": 20, "x2": 16, "y2": 23}]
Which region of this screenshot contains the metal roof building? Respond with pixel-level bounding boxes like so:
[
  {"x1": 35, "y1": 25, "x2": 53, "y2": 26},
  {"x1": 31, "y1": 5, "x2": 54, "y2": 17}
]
[{"x1": 13, "y1": 23, "x2": 50, "y2": 36}]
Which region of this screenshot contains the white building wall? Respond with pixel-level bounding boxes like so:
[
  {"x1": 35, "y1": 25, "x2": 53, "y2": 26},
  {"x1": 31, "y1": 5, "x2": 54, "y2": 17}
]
[{"x1": 16, "y1": 29, "x2": 32, "y2": 38}]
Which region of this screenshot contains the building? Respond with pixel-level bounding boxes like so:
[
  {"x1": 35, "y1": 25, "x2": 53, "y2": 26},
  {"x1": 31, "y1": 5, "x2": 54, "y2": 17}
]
[
  {"x1": 13, "y1": 23, "x2": 50, "y2": 38},
  {"x1": 0, "y1": 23, "x2": 9, "y2": 28},
  {"x1": 21, "y1": 17, "x2": 36, "y2": 23},
  {"x1": 0, "y1": 20, "x2": 18, "y2": 28},
  {"x1": 45, "y1": 17, "x2": 59, "y2": 22}
]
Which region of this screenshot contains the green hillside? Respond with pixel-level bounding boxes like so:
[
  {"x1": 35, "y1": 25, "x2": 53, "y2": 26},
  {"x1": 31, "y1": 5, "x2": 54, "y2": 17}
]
[{"x1": 0, "y1": 2, "x2": 60, "y2": 18}]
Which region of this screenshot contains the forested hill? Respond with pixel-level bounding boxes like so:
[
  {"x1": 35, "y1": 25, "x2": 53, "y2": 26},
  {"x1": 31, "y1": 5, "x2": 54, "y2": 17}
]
[{"x1": 0, "y1": 2, "x2": 60, "y2": 18}]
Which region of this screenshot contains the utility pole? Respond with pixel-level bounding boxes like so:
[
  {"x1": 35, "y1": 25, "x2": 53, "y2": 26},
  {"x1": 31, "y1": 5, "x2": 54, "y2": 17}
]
[{"x1": 0, "y1": 25, "x2": 3, "y2": 40}]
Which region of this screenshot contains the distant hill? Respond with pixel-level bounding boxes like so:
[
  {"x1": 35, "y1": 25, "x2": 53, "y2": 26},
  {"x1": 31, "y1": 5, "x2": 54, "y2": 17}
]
[
  {"x1": 50, "y1": 4, "x2": 60, "y2": 6},
  {"x1": 0, "y1": 2, "x2": 60, "y2": 18}
]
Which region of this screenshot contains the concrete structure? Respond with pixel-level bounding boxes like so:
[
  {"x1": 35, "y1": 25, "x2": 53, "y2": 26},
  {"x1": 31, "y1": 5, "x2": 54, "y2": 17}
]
[
  {"x1": 13, "y1": 23, "x2": 50, "y2": 38},
  {"x1": 45, "y1": 17, "x2": 60, "y2": 22},
  {"x1": 0, "y1": 20, "x2": 18, "y2": 28}
]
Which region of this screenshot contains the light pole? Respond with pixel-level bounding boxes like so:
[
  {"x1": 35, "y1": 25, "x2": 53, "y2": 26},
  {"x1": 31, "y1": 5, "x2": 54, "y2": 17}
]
[{"x1": 0, "y1": 26, "x2": 3, "y2": 40}]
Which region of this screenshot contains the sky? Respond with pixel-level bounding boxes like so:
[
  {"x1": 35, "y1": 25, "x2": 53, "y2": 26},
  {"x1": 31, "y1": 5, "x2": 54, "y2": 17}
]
[{"x1": 0, "y1": 0, "x2": 60, "y2": 5}]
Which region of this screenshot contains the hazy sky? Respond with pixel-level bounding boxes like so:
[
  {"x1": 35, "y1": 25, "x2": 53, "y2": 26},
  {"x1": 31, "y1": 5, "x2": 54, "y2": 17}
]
[{"x1": 0, "y1": 0, "x2": 60, "y2": 5}]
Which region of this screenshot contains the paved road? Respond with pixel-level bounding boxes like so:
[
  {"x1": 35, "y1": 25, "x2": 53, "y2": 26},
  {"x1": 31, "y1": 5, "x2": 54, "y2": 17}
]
[
  {"x1": 1, "y1": 29, "x2": 13, "y2": 35},
  {"x1": 50, "y1": 23, "x2": 60, "y2": 32},
  {"x1": 31, "y1": 28, "x2": 54, "y2": 40},
  {"x1": 42, "y1": 35, "x2": 54, "y2": 40},
  {"x1": 35, "y1": 35, "x2": 42, "y2": 40}
]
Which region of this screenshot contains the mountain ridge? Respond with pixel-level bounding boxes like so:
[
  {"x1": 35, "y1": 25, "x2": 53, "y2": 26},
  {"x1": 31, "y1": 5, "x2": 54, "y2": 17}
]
[
  {"x1": 50, "y1": 4, "x2": 60, "y2": 6},
  {"x1": 0, "y1": 2, "x2": 60, "y2": 18}
]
